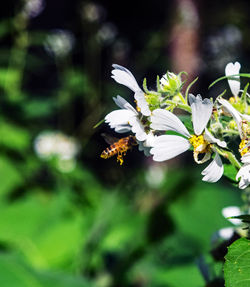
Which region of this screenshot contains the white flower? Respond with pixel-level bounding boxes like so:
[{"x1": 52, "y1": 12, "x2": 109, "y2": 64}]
[
  {"x1": 105, "y1": 96, "x2": 148, "y2": 141},
  {"x1": 222, "y1": 206, "x2": 242, "y2": 225},
  {"x1": 225, "y1": 62, "x2": 241, "y2": 98},
  {"x1": 111, "y1": 64, "x2": 151, "y2": 116},
  {"x1": 218, "y1": 98, "x2": 244, "y2": 137},
  {"x1": 138, "y1": 131, "x2": 156, "y2": 156},
  {"x1": 22, "y1": 0, "x2": 45, "y2": 18},
  {"x1": 34, "y1": 131, "x2": 79, "y2": 173},
  {"x1": 34, "y1": 131, "x2": 79, "y2": 160},
  {"x1": 217, "y1": 227, "x2": 235, "y2": 240},
  {"x1": 212, "y1": 206, "x2": 242, "y2": 241},
  {"x1": 150, "y1": 94, "x2": 225, "y2": 182},
  {"x1": 218, "y1": 98, "x2": 250, "y2": 189},
  {"x1": 145, "y1": 164, "x2": 166, "y2": 188},
  {"x1": 105, "y1": 65, "x2": 155, "y2": 143},
  {"x1": 236, "y1": 153, "x2": 250, "y2": 189},
  {"x1": 45, "y1": 30, "x2": 75, "y2": 58}
]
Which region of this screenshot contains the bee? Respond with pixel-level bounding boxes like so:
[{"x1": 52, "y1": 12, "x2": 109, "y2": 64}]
[{"x1": 100, "y1": 134, "x2": 138, "y2": 165}]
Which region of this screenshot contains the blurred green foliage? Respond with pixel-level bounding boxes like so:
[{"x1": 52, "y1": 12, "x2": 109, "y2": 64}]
[{"x1": 0, "y1": 0, "x2": 246, "y2": 286}]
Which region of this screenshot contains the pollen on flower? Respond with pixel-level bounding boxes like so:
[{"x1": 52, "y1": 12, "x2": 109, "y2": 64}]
[
  {"x1": 134, "y1": 100, "x2": 141, "y2": 112},
  {"x1": 242, "y1": 120, "x2": 250, "y2": 137},
  {"x1": 229, "y1": 96, "x2": 238, "y2": 103},
  {"x1": 239, "y1": 139, "x2": 250, "y2": 156},
  {"x1": 189, "y1": 134, "x2": 211, "y2": 153}
]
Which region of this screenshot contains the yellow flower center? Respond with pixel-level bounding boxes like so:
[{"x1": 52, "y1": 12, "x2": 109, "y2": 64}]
[
  {"x1": 242, "y1": 120, "x2": 250, "y2": 137},
  {"x1": 239, "y1": 139, "x2": 250, "y2": 156},
  {"x1": 189, "y1": 134, "x2": 211, "y2": 153},
  {"x1": 189, "y1": 134, "x2": 211, "y2": 163}
]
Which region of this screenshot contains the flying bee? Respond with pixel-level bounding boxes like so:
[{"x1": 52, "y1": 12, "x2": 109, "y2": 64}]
[{"x1": 100, "y1": 134, "x2": 138, "y2": 165}]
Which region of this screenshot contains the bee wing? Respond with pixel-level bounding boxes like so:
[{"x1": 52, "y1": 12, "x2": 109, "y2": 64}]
[{"x1": 101, "y1": 133, "x2": 119, "y2": 145}]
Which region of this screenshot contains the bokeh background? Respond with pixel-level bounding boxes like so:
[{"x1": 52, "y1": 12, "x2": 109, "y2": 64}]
[{"x1": 0, "y1": 0, "x2": 249, "y2": 286}]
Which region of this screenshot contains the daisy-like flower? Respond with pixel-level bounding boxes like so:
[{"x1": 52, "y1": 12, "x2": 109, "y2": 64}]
[
  {"x1": 236, "y1": 153, "x2": 250, "y2": 189},
  {"x1": 225, "y1": 62, "x2": 241, "y2": 98},
  {"x1": 111, "y1": 64, "x2": 151, "y2": 116},
  {"x1": 218, "y1": 98, "x2": 250, "y2": 188},
  {"x1": 105, "y1": 95, "x2": 148, "y2": 141},
  {"x1": 150, "y1": 94, "x2": 226, "y2": 182}
]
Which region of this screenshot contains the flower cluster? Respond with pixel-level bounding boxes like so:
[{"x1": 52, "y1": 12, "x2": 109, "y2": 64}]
[
  {"x1": 34, "y1": 131, "x2": 80, "y2": 172},
  {"x1": 102, "y1": 62, "x2": 250, "y2": 189}
]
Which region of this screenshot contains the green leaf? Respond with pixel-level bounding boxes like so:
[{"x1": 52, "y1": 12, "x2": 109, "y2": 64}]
[
  {"x1": 0, "y1": 253, "x2": 92, "y2": 287},
  {"x1": 241, "y1": 82, "x2": 249, "y2": 104},
  {"x1": 223, "y1": 163, "x2": 238, "y2": 183},
  {"x1": 224, "y1": 238, "x2": 250, "y2": 287},
  {"x1": 23, "y1": 99, "x2": 56, "y2": 119},
  {"x1": 169, "y1": 180, "x2": 241, "y2": 251},
  {"x1": 152, "y1": 263, "x2": 204, "y2": 287},
  {"x1": 0, "y1": 157, "x2": 24, "y2": 197},
  {"x1": 0, "y1": 121, "x2": 30, "y2": 151},
  {"x1": 178, "y1": 114, "x2": 193, "y2": 132},
  {"x1": 0, "y1": 193, "x2": 85, "y2": 270}
]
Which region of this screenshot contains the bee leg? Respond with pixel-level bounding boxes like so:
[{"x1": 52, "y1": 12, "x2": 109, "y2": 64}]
[{"x1": 117, "y1": 152, "x2": 124, "y2": 165}]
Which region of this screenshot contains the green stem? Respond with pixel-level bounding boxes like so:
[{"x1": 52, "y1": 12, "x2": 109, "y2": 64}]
[
  {"x1": 216, "y1": 148, "x2": 241, "y2": 169},
  {"x1": 164, "y1": 100, "x2": 191, "y2": 113},
  {"x1": 177, "y1": 92, "x2": 186, "y2": 104},
  {"x1": 221, "y1": 129, "x2": 239, "y2": 135}
]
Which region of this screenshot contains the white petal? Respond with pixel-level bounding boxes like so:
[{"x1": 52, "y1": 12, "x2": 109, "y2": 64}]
[
  {"x1": 189, "y1": 94, "x2": 213, "y2": 135},
  {"x1": 113, "y1": 96, "x2": 137, "y2": 113},
  {"x1": 111, "y1": 64, "x2": 141, "y2": 92},
  {"x1": 150, "y1": 135, "x2": 190, "y2": 162},
  {"x1": 150, "y1": 109, "x2": 190, "y2": 137},
  {"x1": 218, "y1": 227, "x2": 235, "y2": 240},
  {"x1": 218, "y1": 98, "x2": 243, "y2": 137},
  {"x1": 201, "y1": 152, "x2": 223, "y2": 183},
  {"x1": 204, "y1": 128, "x2": 227, "y2": 148},
  {"x1": 241, "y1": 113, "x2": 250, "y2": 122},
  {"x1": 138, "y1": 142, "x2": 151, "y2": 157},
  {"x1": 225, "y1": 62, "x2": 241, "y2": 97},
  {"x1": 134, "y1": 91, "x2": 151, "y2": 116},
  {"x1": 105, "y1": 109, "x2": 135, "y2": 133},
  {"x1": 130, "y1": 117, "x2": 147, "y2": 141},
  {"x1": 222, "y1": 206, "x2": 242, "y2": 225},
  {"x1": 112, "y1": 125, "x2": 132, "y2": 133},
  {"x1": 138, "y1": 133, "x2": 156, "y2": 156},
  {"x1": 241, "y1": 153, "x2": 250, "y2": 164},
  {"x1": 143, "y1": 132, "x2": 156, "y2": 147},
  {"x1": 236, "y1": 163, "x2": 250, "y2": 189}
]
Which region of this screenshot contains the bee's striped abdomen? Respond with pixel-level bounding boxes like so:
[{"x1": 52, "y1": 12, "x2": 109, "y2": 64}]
[{"x1": 100, "y1": 145, "x2": 118, "y2": 159}]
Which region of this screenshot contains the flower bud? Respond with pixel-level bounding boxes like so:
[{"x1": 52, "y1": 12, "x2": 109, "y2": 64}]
[{"x1": 160, "y1": 72, "x2": 182, "y2": 96}]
